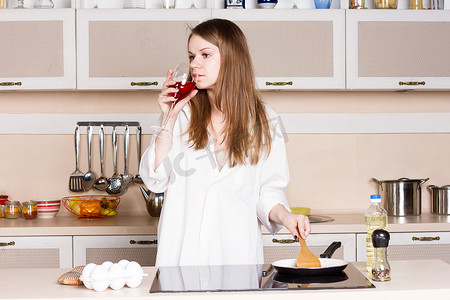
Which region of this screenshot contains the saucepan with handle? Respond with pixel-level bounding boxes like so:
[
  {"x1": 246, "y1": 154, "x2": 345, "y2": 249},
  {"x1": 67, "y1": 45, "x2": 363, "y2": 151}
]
[{"x1": 271, "y1": 241, "x2": 348, "y2": 276}]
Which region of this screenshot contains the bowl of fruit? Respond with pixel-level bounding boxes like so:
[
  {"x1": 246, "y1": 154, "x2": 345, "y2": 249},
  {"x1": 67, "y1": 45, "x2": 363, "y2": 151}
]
[{"x1": 62, "y1": 195, "x2": 120, "y2": 220}]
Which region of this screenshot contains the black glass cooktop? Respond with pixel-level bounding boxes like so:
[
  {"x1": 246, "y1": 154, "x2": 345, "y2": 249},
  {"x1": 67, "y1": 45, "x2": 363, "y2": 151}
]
[{"x1": 150, "y1": 263, "x2": 374, "y2": 293}]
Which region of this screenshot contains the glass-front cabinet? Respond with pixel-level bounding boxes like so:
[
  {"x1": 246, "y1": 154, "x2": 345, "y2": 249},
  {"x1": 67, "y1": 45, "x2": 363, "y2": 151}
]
[
  {"x1": 346, "y1": 10, "x2": 450, "y2": 90},
  {"x1": 76, "y1": 9, "x2": 210, "y2": 90},
  {"x1": 212, "y1": 9, "x2": 346, "y2": 90},
  {"x1": 0, "y1": 9, "x2": 76, "y2": 91}
]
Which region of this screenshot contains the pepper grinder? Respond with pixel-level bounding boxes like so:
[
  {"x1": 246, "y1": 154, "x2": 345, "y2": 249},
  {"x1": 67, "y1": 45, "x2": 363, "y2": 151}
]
[{"x1": 371, "y1": 229, "x2": 391, "y2": 281}]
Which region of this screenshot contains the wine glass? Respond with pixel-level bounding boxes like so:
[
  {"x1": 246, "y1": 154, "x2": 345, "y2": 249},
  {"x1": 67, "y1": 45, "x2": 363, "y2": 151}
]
[{"x1": 152, "y1": 63, "x2": 197, "y2": 138}]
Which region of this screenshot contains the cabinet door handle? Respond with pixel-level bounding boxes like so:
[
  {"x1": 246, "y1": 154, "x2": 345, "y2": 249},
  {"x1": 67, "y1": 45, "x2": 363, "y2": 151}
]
[
  {"x1": 0, "y1": 82, "x2": 22, "y2": 86},
  {"x1": 412, "y1": 236, "x2": 440, "y2": 242},
  {"x1": 129, "y1": 239, "x2": 157, "y2": 245},
  {"x1": 265, "y1": 81, "x2": 293, "y2": 86},
  {"x1": 130, "y1": 81, "x2": 158, "y2": 86},
  {"x1": 398, "y1": 81, "x2": 425, "y2": 86},
  {"x1": 0, "y1": 241, "x2": 15, "y2": 247}
]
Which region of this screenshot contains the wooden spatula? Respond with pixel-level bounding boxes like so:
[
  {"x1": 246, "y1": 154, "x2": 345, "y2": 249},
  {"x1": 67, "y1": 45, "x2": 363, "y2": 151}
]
[{"x1": 297, "y1": 238, "x2": 321, "y2": 268}]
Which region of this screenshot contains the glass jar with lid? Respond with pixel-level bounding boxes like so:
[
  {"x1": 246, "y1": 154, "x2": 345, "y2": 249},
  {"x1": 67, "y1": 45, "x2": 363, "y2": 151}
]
[
  {"x1": 22, "y1": 201, "x2": 38, "y2": 220},
  {"x1": 5, "y1": 201, "x2": 21, "y2": 219},
  {"x1": 0, "y1": 195, "x2": 8, "y2": 218}
]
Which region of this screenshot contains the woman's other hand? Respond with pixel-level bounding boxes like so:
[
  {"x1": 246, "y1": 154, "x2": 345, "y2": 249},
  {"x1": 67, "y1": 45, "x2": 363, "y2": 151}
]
[{"x1": 269, "y1": 204, "x2": 311, "y2": 240}]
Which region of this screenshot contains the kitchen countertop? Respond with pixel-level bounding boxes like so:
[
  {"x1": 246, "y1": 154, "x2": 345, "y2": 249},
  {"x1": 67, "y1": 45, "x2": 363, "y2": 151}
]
[
  {"x1": 1, "y1": 213, "x2": 450, "y2": 237},
  {"x1": 0, "y1": 260, "x2": 449, "y2": 300}
]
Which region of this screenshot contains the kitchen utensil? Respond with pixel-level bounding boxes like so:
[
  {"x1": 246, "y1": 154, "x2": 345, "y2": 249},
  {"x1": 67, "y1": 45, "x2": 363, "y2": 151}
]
[
  {"x1": 120, "y1": 125, "x2": 133, "y2": 189},
  {"x1": 83, "y1": 125, "x2": 97, "y2": 191},
  {"x1": 139, "y1": 186, "x2": 164, "y2": 217},
  {"x1": 428, "y1": 185, "x2": 450, "y2": 215},
  {"x1": 308, "y1": 215, "x2": 335, "y2": 223},
  {"x1": 372, "y1": 177, "x2": 429, "y2": 216},
  {"x1": 297, "y1": 238, "x2": 321, "y2": 268},
  {"x1": 133, "y1": 126, "x2": 143, "y2": 184},
  {"x1": 93, "y1": 125, "x2": 108, "y2": 191},
  {"x1": 62, "y1": 195, "x2": 120, "y2": 220},
  {"x1": 272, "y1": 242, "x2": 348, "y2": 276},
  {"x1": 107, "y1": 127, "x2": 123, "y2": 195},
  {"x1": 69, "y1": 125, "x2": 85, "y2": 192}
]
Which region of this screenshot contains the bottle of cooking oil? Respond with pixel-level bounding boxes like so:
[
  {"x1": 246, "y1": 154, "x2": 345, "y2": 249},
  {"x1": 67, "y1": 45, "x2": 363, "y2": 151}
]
[{"x1": 365, "y1": 194, "x2": 387, "y2": 273}]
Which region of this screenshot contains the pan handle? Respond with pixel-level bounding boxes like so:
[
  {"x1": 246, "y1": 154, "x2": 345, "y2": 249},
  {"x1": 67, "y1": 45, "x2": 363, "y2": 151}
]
[{"x1": 320, "y1": 241, "x2": 342, "y2": 258}]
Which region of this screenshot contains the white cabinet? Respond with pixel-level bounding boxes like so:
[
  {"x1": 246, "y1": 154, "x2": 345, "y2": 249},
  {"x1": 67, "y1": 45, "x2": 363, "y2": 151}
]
[
  {"x1": 263, "y1": 233, "x2": 356, "y2": 264},
  {"x1": 73, "y1": 235, "x2": 158, "y2": 266},
  {"x1": 212, "y1": 9, "x2": 346, "y2": 90},
  {"x1": 76, "y1": 9, "x2": 210, "y2": 90},
  {"x1": 357, "y1": 231, "x2": 450, "y2": 264},
  {"x1": 0, "y1": 9, "x2": 76, "y2": 91},
  {"x1": 0, "y1": 236, "x2": 72, "y2": 268},
  {"x1": 346, "y1": 10, "x2": 450, "y2": 90}
]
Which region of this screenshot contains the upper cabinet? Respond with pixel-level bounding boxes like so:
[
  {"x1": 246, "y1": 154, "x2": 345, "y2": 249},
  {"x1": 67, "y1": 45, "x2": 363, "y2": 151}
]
[
  {"x1": 76, "y1": 9, "x2": 210, "y2": 90},
  {"x1": 0, "y1": 9, "x2": 76, "y2": 91},
  {"x1": 346, "y1": 10, "x2": 450, "y2": 90},
  {"x1": 212, "y1": 9, "x2": 346, "y2": 90}
]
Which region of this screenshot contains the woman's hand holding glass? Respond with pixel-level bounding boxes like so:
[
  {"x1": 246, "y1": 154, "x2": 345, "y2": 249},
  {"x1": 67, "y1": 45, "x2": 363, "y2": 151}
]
[{"x1": 152, "y1": 63, "x2": 198, "y2": 139}]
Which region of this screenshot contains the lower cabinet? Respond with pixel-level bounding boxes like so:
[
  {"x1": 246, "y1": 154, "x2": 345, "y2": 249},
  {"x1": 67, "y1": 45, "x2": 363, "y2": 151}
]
[
  {"x1": 357, "y1": 231, "x2": 450, "y2": 264},
  {"x1": 73, "y1": 235, "x2": 157, "y2": 267},
  {"x1": 0, "y1": 236, "x2": 72, "y2": 269},
  {"x1": 263, "y1": 233, "x2": 356, "y2": 264}
]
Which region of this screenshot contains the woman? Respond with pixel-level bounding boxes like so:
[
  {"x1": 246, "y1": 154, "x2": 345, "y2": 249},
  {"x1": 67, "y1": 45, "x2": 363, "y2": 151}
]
[{"x1": 140, "y1": 18, "x2": 310, "y2": 267}]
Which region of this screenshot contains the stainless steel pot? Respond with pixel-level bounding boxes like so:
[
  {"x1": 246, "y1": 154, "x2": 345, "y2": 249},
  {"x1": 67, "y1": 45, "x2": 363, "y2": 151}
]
[
  {"x1": 428, "y1": 185, "x2": 450, "y2": 215},
  {"x1": 372, "y1": 177, "x2": 429, "y2": 216}
]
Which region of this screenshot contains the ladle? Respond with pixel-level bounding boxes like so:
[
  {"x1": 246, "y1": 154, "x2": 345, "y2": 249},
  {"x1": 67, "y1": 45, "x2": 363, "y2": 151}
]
[
  {"x1": 133, "y1": 126, "x2": 143, "y2": 184},
  {"x1": 83, "y1": 125, "x2": 97, "y2": 190},
  {"x1": 121, "y1": 125, "x2": 133, "y2": 189},
  {"x1": 93, "y1": 125, "x2": 108, "y2": 191},
  {"x1": 297, "y1": 238, "x2": 321, "y2": 268},
  {"x1": 106, "y1": 127, "x2": 123, "y2": 195}
]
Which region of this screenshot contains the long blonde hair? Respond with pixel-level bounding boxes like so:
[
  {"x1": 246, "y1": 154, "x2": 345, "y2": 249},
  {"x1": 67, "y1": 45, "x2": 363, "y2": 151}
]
[{"x1": 187, "y1": 19, "x2": 272, "y2": 167}]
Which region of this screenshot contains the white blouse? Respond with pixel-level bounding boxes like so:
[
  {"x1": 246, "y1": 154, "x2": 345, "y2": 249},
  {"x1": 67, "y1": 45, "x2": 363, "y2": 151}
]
[{"x1": 139, "y1": 104, "x2": 290, "y2": 267}]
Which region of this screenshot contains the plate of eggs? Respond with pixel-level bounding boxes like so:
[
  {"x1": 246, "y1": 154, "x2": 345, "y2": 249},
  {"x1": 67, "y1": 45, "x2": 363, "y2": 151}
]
[{"x1": 79, "y1": 260, "x2": 147, "y2": 292}]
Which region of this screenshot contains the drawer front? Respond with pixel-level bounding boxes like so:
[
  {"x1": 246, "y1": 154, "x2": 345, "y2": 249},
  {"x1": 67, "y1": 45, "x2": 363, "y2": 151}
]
[
  {"x1": 0, "y1": 236, "x2": 72, "y2": 268},
  {"x1": 357, "y1": 232, "x2": 450, "y2": 264},
  {"x1": 73, "y1": 235, "x2": 157, "y2": 266},
  {"x1": 263, "y1": 233, "x2": 356, "y2": 264}
]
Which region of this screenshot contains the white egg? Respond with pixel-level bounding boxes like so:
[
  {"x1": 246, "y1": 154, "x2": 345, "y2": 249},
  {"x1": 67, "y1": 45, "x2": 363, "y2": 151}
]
[
  {"x1": 126, "y1": 276, "x2": 143, "y2": 288},
  {"x1": 118, "y1": 259, "x2": 130, "y2": 269},
  {"x1": 108, "y1": 263, "x2": 126, "y2": 290},
  {"x1": 90, "y1": 265, "x2": 109, "y2": 280},
  {"x1": 125, "y1": 261, "x2": 144, "y2": 288},
  {"x1": 101, "y1": 261, "x2": 113, "y2": 270},
  {"x1": 92, "y1": 279, "x2": 109, "y2": 292},
  {"x1": 89, "y1": 265, "x2": 110, "y2": 292},
  {"x1": 80, "y1": 263, "x2": 97, "y2": 289}
]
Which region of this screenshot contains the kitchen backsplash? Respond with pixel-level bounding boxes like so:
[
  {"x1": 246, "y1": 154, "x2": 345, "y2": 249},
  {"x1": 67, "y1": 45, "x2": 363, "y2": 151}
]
[{"x1": 0, "y1": 90, "x2": 449, "y2": 215}]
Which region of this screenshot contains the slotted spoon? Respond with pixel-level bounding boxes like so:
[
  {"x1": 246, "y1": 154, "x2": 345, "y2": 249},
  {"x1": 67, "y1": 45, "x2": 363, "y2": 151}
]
[
  {"x1": 297, "y1": 238, "x2": 321, "y2": 268},
  {"x1": 68, "y1": 125, "x2": 84, "y2": 192}
]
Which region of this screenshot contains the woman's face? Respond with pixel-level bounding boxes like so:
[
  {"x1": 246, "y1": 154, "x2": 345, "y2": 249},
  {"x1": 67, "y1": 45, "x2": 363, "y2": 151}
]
[{"x1": 188, "y1": 34, "x2": 221, "y2": 91}]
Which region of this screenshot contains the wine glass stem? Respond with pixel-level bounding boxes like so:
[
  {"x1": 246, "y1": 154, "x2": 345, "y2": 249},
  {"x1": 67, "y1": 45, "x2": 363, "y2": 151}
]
[{"x1": 160, "y1": 101, "x2": 176, "y2": 132}]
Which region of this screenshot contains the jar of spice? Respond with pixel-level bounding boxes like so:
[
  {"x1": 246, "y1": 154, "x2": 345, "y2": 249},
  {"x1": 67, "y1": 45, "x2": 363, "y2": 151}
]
[
  {"x1": 0, "y1": 195, "x2": 8, "y2": 218},
  {"x1": 22, "y1": 201, "x2": 38, "y2": 220},
  {"x1": 5, "y1": 201, "x2": 21, "y2": 219}
]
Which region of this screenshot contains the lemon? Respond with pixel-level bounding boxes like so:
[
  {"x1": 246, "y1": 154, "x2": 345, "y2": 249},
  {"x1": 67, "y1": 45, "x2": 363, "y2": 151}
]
[{"x1": 290, "y1": 207, "x2": 311, "y2": 216}]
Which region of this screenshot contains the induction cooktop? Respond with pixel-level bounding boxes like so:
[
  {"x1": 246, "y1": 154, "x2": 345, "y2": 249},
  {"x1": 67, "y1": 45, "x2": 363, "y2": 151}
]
[{"x1": 149, "y1": 263, "x2": 375, "y2": 293}]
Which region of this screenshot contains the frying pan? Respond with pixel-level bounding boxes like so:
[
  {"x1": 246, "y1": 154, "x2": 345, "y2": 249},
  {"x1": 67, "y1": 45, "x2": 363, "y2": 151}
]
[{"x1": 272, "y1": 241, "x2": 348, "y2": 276}]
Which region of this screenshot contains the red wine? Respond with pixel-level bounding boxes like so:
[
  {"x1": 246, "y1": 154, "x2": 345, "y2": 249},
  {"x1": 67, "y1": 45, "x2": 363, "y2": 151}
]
[{"x1": 169, "y1": 81, "x2": 196, "y2": 102}]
